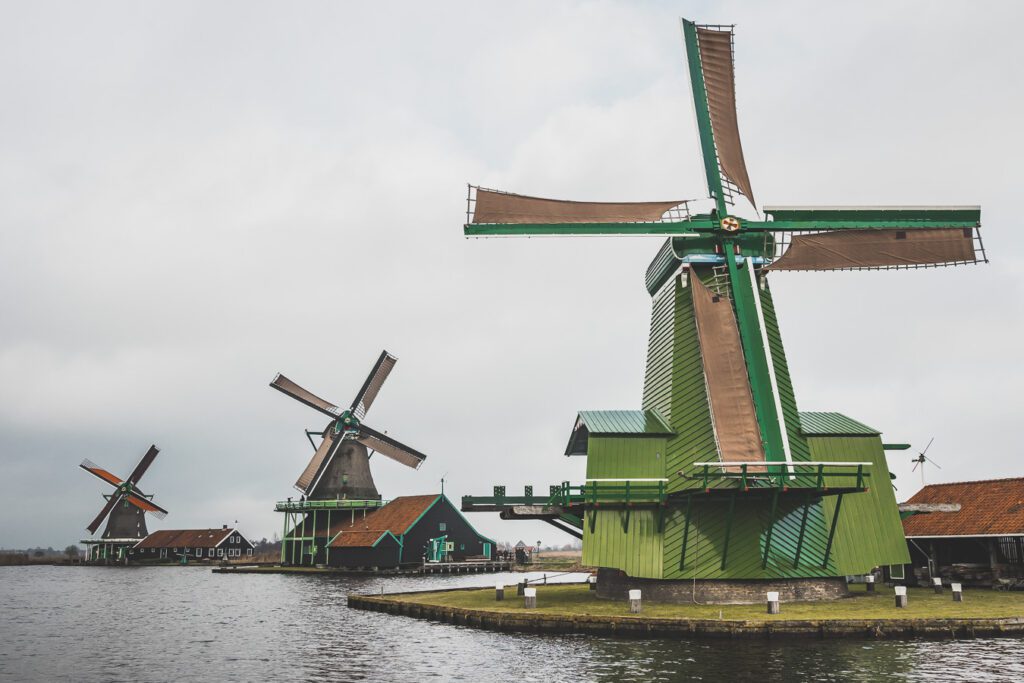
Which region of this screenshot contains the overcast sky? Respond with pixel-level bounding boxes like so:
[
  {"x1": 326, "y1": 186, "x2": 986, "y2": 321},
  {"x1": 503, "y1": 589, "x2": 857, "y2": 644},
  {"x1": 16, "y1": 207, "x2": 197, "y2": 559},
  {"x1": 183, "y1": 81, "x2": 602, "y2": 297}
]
[{"x1": 1, "y1": 1, "x2": 1021, "y2": 550}]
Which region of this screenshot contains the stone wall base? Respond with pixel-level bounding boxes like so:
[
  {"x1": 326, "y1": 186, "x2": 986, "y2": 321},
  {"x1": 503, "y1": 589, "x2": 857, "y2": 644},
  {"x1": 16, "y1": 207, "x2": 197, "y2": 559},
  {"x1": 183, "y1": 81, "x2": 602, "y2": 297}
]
[{"x1": 596, "y1": 568, "x2": 849, "y2": 604}]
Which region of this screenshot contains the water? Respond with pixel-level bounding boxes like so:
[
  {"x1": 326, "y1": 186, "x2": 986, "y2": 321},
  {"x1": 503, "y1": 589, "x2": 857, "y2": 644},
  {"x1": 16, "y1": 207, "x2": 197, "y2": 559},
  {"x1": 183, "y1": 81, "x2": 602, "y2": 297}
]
[{"x1": 1, "y1": 566, "x2": 1021, "y2": 682}]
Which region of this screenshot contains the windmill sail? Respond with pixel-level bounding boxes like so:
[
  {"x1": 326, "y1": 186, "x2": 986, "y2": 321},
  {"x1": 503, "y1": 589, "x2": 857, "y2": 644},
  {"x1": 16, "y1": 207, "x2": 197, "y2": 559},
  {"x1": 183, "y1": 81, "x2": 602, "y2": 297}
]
[
  {"x1": 357, "y1": 425, "x2": 426, "y2": 469},
  {"x1": 691, "y1": 274, "x2": 765, "y2": 469},
  {"x1": 271, "y1": 374, "x2": 342, "y2": 418},
  {"x1": 295, "y1": 428, "x2": 341, "y2": 494},
  {"x1": 350, "y1": 351, "x2": 397, "y2": 419},
  {"x1": 684, "y1": 21, "x2": 755, "y2": 207},
  {"x1": 769, "y1": 228, "x2": 979, "y2": 271},
  {"x1": 470, "y1": 188, "x2": 687, "y2": 225}
]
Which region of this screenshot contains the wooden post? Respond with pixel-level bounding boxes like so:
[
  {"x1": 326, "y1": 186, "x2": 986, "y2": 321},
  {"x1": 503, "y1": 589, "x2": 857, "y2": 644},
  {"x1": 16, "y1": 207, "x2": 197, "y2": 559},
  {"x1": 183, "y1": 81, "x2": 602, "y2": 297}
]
[
  {"x1": 766, "y1": 591, "x2": 780, "y2": 615},
  {"x1": 495, "y1": 584, "x2": 504, "y2": 601},
  {"x1": 952, "y1": 582, "x2": 963, "y2": 602},
  {"x1": 629, "y1": 589, "x2": 642, "y2": 614},
  {"x1": 517, "y1": 581, "x2": 525, "y2": 596},
  {"x1": 524, "y1": 587, "x2": 537, "y2": 609},
  {"x1": 865, "y1": 574, "x2": 875, "y2": 592},
  {"x1": 588, "y1": 575, "x2": 597, "y2": 591},
  {"x1": 932, "y1": 577, "x2": 943, "y2": 594},
  {"x1": 894, "y1": 585, "x2": 908, "y2": 608}
]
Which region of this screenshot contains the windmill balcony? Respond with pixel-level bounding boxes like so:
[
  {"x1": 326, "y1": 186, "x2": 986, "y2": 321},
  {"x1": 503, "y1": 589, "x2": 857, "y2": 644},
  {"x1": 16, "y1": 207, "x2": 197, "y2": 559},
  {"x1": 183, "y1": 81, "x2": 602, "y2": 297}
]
[{"x1": 274, "y1": 498, "x2": 387, "y2": 513}]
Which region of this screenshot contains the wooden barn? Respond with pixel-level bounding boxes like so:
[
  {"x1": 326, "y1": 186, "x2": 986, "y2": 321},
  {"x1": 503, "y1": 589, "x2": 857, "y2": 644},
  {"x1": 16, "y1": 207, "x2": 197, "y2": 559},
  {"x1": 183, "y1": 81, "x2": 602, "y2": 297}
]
[
  {"x1": 901, "y1": 478, "x2": 1024, "y2": 588},
  {"x1": 321, "y1": 494, "x2": 495, "y2": 569},
  {"x1": 130, "y1": 526, "x2": 255, "y2": 563}
]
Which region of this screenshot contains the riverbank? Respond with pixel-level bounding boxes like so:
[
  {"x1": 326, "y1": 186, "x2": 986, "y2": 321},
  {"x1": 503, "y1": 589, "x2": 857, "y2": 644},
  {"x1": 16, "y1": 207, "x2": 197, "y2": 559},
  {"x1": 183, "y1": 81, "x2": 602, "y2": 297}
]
[{"x1": 348, "y1": 583, "x2": 1024, "y2": 639}]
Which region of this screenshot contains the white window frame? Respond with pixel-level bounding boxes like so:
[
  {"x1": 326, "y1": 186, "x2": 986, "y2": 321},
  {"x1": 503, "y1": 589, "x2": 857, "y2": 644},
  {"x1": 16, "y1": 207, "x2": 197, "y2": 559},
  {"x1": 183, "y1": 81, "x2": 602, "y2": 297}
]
[
  {"x1": 439, "y1": 522, "x2": 446, "y2": 532},
  {"x1": 246, "y1": 548, "x2": 253, "y2": 556},
  {"x1": 195, "y1": 548, "x2": 201, "y2": 557},
  {"x1": 217, "y1": 548, "x2": 224, "y2": 557}
]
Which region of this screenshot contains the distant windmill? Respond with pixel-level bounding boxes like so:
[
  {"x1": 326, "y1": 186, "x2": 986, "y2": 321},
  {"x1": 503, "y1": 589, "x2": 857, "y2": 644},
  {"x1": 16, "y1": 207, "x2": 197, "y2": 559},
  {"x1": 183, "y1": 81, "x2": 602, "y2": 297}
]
[
  {"x1": 911, "y1": 438, "x2": 942, "y2": 485},
  {"x1": 270, "y1": 350, "x2": 427, "y2": 501},
  {"x1": 80, "y1": 445, "x2": 168, "y2": 538}
]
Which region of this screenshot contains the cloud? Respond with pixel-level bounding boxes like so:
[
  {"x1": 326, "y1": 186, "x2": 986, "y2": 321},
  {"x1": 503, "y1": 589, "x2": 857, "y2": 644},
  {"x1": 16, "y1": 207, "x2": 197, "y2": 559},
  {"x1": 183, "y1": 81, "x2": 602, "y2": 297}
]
[{"x1": 0, "y1": 1, "x2": 1021, "y2": 548}]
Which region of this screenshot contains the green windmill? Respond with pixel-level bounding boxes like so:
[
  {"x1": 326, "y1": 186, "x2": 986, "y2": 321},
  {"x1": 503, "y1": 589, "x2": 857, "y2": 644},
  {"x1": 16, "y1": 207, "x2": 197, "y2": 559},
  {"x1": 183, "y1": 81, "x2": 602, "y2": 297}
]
[{"x1": 460, "y1": 19, "x2": 986, "y2": 602}]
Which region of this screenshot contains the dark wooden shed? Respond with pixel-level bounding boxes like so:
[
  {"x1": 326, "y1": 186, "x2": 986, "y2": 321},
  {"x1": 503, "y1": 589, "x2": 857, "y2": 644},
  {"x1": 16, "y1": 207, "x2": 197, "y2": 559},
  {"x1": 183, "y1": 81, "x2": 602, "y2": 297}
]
[
  {"x1": 325, "y1": 494, "x2": 495, "y2": 569},
  {"x1": 900, "y1": 478, "x2": 1024, "y2": 587}
]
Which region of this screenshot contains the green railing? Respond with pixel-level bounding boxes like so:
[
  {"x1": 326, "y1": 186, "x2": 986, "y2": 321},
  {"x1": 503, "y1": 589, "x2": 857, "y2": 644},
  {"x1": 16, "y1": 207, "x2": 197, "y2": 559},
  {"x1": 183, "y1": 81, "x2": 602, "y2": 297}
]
[
  {"x1": 462, "y1": 479, "x2": 669, "y2": 509},
  {"x1": 689, "y1": 461, "x2": 871, "y2": 492},
  {"x1": 274, "y1": 498, "x2": 387, "y2": 513}
]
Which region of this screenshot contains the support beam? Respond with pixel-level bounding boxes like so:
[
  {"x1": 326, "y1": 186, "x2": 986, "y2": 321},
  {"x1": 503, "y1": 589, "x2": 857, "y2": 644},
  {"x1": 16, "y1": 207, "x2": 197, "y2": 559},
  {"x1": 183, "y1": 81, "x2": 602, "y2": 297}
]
[
  {"x1": 721, "y1": 493, "x2": 737, "y2": 571},
  {"x1": 762, "y1": 489, "x2": 780, "y2": 569},
  {"x1": 822, "y1": 494, "x2": 844, "y2": 569},
  {"x1": 679, "y1": 495, "x2": 693, "y2": 571},
  {"x1": 793, "y1": 497, "x2": 811, "y2": 568}
]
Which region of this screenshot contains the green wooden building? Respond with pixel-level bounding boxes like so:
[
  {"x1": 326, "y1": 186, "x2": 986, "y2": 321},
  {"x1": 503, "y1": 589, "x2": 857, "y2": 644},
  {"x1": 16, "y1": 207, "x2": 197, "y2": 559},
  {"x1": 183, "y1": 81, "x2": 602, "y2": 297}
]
[{"x1": 460, "y1": 19, "x2": 985, "y2": 602}]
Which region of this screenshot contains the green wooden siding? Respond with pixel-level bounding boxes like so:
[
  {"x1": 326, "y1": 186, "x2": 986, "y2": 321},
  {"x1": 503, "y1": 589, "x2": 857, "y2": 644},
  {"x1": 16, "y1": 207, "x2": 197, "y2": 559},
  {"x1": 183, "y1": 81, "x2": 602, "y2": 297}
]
[
  {"x1": 584, "y1": 436, "x2": 667, "y2": 481},
  {"x1": 582, "y1": 435, "x2": 666, "y2": 578},
  {"x1": 810, "y1": 436, "x2": 911, "y2": 573}
]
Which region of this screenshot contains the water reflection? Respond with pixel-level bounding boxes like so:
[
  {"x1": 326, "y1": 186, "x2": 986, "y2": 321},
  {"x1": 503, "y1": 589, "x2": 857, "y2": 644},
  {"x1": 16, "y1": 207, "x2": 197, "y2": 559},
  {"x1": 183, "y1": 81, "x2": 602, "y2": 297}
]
[{"x1": 0, "y1": 566, "x2": 1020, "y2": 682}]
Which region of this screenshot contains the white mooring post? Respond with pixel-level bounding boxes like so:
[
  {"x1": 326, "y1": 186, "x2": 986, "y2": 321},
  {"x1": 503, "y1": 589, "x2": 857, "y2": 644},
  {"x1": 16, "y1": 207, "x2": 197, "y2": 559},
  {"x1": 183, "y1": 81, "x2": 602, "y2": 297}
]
[
  {"x1": 932, "y1": 577, "x2": 943, "y2": 594},
  {"x1": 952, "y1": 583, "x2": 963, "y2": 602},
  {"x1": 865, "y1": 574, "x2": 875, "y2": 593},
  {"x1": 495, "y1": 583, "x2": 504, "y2": 601},
  {"x1": 588, "y1": 575, "x2": 597, "y2": 591},
  {"x1": 766, "y1": 591, "x2": 780, "y2": 615},
  {"x1": 524, "y1": 587, "x2": 537, "y2": 609},
  {"x1": 895, "y1": 585, "x2": 908, "y2": 608},
  {"x1": 629, "y1": 589, "x2": 642, "y2": 614}
]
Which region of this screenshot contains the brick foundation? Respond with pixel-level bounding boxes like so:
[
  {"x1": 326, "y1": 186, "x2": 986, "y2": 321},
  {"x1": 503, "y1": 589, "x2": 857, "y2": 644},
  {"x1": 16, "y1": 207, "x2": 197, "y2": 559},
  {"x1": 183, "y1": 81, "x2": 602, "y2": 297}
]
[{"x1": 595, "y1": 568, "x2": 849, "y2": 604}]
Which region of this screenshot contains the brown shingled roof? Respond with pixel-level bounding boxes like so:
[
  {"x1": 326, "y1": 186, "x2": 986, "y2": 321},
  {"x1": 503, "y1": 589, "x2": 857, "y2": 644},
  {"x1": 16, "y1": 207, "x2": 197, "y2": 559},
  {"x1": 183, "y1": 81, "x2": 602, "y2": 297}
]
[
  {"x1": 332, "y1": 530, "x2": 396, "y2": 548},
  {"x1": 328, "y1": 494, "x2": 439, "y2": 548},
  {"x1": 134, "y1": 528, "x2": 234, "y2": 549},
  {"x1": 902, "y1": 478, "x2": 1024, "y2": 537}
]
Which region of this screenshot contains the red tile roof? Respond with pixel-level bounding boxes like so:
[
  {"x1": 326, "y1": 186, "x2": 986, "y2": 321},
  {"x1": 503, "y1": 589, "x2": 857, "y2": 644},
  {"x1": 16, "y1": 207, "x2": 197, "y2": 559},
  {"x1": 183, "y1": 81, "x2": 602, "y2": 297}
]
[
  {"x1": 332, "y1": 530, "x2": 395, "y2": 547},
  {"x1": 134, "y1": 528, "x2": 237, "y2": 549},
  {"x1": 902, "y1": 478, "x2": 1024, "y2": 537},
  {"x1": 328, "y1": 494, "x2": 438, "y2": 548}
]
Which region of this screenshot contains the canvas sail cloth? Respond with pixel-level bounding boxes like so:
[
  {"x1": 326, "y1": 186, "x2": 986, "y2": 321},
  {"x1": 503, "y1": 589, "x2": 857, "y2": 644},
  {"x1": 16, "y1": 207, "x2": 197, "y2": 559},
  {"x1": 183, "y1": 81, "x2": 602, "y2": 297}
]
[
  {"x1": 691, "y1": 274, "x2": 765, "y2": 471},
  {"x1": 769, "y1": 228, "x2": 976, "y2": 271},
  {"x1": 695, "y1": 26, "x2": 755, "y2": 205},
  {"x1": 471, "y1": 188, "x2": 684, "y2": 224}
]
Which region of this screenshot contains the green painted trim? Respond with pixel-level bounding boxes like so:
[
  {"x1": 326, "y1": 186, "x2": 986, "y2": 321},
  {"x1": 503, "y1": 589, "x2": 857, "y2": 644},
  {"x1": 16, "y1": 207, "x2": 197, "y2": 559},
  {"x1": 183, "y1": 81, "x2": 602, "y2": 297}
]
[
  {"x1": 751, "y1": 219, "x2": 979, "y2": 232},
  {"x1": 884, "y1": 443, "x2": 912, "y2": 451},
  {"x1": 764, "y1": 207, "x2": 980, "y2": 223},
  {"x1": 682, "y1": 19, "x2": 726, "y2": 215},
  {"x1": 464, "y1": 219, "x2": 716, "y2": 237}
]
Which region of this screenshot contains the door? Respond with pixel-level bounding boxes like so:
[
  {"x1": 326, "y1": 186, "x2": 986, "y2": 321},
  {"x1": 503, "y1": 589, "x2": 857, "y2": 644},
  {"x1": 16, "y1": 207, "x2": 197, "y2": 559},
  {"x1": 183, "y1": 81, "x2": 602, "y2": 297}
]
[{"x1": 483, "y1": 542, "x2": 492, "y2": 559}]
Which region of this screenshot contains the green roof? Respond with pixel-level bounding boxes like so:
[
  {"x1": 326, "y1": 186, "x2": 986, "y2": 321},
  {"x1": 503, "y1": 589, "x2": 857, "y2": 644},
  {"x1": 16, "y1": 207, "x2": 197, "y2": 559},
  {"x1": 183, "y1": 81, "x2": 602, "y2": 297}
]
[
  {"x1": 565, "y1": 410, "x2": 674, "y2": 456},
  {"x1": 798, "y1": 412, "x2": 880, "y2": 436},
  {"x1": 578, "y1": 410, "x2": 674, "y2": 435}
]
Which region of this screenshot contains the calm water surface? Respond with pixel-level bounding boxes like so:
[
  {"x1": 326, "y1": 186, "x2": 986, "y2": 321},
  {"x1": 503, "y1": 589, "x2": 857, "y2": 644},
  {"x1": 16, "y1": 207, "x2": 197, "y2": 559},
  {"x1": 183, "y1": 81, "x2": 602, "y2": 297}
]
[{"x1": 1, "y1": 566, "x2": 1021, "y2": 682}]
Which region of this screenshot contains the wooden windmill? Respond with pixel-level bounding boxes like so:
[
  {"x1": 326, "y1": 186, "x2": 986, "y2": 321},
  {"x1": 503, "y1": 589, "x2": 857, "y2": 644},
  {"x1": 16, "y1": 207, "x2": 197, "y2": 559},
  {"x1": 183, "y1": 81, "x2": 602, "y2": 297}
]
[
  {"x1": 79, "y1": 445, "x2": 167, "y2": 562},
  {"x1": 460, "y1": 20, "x2": 985, "y2": 599},
  {"x1": 270, "y1": 350, "x2": 428, "y2": 565}
]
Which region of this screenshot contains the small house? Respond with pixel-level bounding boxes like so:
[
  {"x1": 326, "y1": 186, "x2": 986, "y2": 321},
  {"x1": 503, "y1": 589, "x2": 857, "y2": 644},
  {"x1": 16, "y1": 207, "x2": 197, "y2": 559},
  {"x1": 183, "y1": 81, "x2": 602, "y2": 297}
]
[
  {"x1": 131, "y1": 526, "x2": 255, "y2": 563},
  {"x1": 900, "y1": 478, "x2": 1024, "y2": 587},
  {"x1": 323, "y1": 494, "x2": 495, "y2": 569}
]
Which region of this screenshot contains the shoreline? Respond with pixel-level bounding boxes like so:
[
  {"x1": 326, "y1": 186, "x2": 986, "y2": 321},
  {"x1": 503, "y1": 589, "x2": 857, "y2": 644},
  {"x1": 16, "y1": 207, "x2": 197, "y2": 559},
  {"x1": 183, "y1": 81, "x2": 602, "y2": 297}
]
[{"x1": 347, "y1": 584, "x2": 1024, "y2": 640}]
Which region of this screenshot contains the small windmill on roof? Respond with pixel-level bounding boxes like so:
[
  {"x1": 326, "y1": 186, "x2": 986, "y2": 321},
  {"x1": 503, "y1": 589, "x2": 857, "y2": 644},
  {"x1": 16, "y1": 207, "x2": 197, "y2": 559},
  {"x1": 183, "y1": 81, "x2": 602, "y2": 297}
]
[
  {"x1": 459, "y1": 19, "x2": 986, "y2": 590},
  {"x1": 270, "y1": 350, "x2": 427, "y2": 501},
  {"x1": 911, "y1": 438, "x2": 942, "y2": 485},
  {"x1": 79, "y1": 445, "x2": 167, "y2": 562}
]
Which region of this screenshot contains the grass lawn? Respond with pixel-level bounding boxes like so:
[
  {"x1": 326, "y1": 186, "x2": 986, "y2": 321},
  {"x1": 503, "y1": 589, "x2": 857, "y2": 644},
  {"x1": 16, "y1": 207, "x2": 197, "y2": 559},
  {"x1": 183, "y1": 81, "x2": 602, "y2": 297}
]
[{"x1": 382, "y1": 583, "x2": 1024, "y2": 622}]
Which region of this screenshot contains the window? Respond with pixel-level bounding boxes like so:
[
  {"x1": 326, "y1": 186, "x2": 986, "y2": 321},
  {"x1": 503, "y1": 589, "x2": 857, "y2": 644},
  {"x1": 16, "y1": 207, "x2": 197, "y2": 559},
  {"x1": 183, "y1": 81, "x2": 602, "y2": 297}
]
[
  {"x1": 247, "y1": 548, "x2": 253, "y2": 556},
  {"x1": 439, "y1": 523, "x2": 446, "y2": 532},
  {"x1": 218, "y1": 548, "x2": 224, "y2": 557},
  {"x1": 890, "y1": 564, "x2": 905, "y2": 580},
  {"x1": 195, "y1": 548, "x2": 201, "y2": 557}
]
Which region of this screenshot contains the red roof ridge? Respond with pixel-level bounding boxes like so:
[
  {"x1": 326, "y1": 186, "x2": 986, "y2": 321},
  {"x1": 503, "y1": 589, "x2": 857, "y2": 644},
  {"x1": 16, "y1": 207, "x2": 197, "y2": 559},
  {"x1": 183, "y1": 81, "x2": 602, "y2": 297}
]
[{"x1": 912, "y1": 476, "x2": 1024, "y2": 490}]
